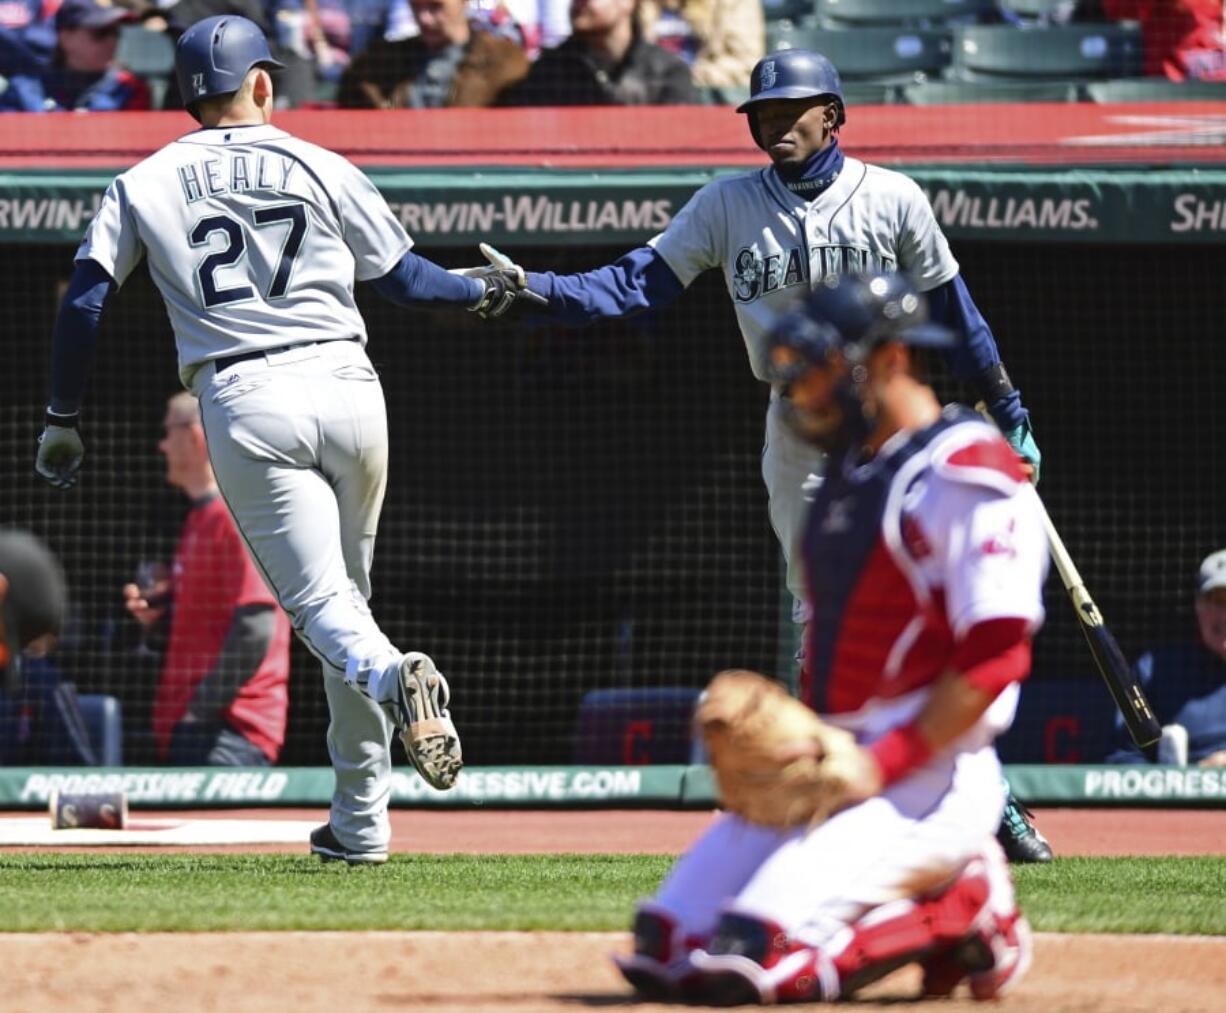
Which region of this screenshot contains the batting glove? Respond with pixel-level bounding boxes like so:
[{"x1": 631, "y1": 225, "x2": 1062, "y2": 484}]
[
  {"x1": 1002, "y1": 418, "x2": 1041, "y2": 486},
  {"x1": 464, "y1": 243, "x2": 548, "y2": 320},
  {"x1": 35, "y1": 410, "x2": 85, "y2": 489}
]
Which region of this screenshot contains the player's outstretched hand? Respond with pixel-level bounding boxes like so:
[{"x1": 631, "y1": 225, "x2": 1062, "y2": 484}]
[
  {"x1": 35, "y1": 413, "x2": 85, "y2": 489},
  {"x1": 462, "y1": 243, "x2": 549, "y2": 321}
]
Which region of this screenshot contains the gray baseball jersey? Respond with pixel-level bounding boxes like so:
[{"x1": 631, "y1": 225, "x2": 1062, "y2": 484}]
[
  {"x1": 76, "y1": 121, "x2": 457, "y2": 852},
  {"x1": 77, "y1": 123, "x2": 410, "y2": 383},
  {"x1": 650, "y1": 156, "x2": 959, "y2": 382}
]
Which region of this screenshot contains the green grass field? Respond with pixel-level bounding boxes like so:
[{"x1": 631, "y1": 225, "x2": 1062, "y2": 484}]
[{"x1": 1, "y1": 854, "x2": 1223, "y2": 934}]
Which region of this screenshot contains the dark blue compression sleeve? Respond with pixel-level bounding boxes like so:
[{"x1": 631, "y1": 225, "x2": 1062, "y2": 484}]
[
  {"x1": 926, "y1": 273, "x2": 1026, "y2": 431},
  {"x1": 370, "y1": 251, "x2": 483, "y2": 308},
  {"x1": 49, "y1": 258, "x2": 116, "y2": 414},
  {"x1": 525, "y1": 246, "x2": 685, "y2": 326}
]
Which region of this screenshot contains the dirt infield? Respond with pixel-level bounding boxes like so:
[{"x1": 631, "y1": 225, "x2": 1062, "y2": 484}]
[
  {"x1": 0, "y1": 931, "x2": 1223, "y2": 1013},
  {"x1": 2, "y1": 807, "x2": 1224, "y2": 1011}
]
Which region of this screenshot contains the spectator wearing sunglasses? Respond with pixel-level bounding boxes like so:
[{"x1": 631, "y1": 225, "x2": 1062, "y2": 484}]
[{"x1": 0, "y1": 0, "x2": 151, "y2": 111}]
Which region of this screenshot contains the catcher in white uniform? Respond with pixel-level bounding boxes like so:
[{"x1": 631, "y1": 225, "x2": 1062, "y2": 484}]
[
  {"x1": 488, "y1": 48, "x2": 1051, "y2": 863},
  {"x1": 33, "y1": 15, "x2": 541, "y2": 864},
  {"x1": 613, "y1": 272, "x2": 1048, "y2": 1005}
]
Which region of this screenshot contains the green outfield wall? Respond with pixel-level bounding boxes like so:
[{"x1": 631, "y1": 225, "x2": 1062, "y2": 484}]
[
  {"x1": 3, "y1": 765, "x2": 1225, "y2": 809},
  {"x1": 1, "y1": 166, "x2": 1225, "y2": 246}
]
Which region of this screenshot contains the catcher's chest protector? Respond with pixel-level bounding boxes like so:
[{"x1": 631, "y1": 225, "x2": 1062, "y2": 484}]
[{"x1": 802, "y1": 409, "x2": 973, "y2": 714}]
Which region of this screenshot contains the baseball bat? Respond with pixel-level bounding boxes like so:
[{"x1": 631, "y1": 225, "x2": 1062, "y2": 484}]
[
  {"x1": 1031, "y1": 493, "x2": 1161, "y2": 748},
  {"x1": 973, "y1": 405, "x2": 1161, "y2": 747}
]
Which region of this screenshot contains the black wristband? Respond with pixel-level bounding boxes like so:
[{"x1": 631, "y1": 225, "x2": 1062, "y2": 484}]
[
  {"x1": 45, "y1": 408, "x2": 80, "y2": 429},
  {"x1": 975, "y1": 363, "x2": 1015, "y2": 404}
]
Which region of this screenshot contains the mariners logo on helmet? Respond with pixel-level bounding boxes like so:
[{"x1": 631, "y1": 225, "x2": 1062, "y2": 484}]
[{"x1": 760, "y1": 60, "x2": 777, "y2": 91}]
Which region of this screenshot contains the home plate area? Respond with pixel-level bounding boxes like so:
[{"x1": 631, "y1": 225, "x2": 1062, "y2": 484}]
[{"x1": 0, "y1": 815, "x2": 317, "y2": 847}]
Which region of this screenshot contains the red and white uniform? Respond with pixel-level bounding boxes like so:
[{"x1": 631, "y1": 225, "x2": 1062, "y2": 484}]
[
  {"x1": 647, "y1": 408, "x2": 1048, "y2": 972},
  {"x1": 151, "y1": 495, "x2": 292, "y2": 762}
]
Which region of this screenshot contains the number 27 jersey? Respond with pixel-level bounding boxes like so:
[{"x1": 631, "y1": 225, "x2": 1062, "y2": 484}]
[{"x1": 77, "y1": 124, "x2": 411, "y2": 381}]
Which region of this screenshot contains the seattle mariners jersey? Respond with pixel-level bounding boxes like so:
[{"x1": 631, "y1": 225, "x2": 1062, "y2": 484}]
[
  {"x1": 649, "y1": 157, "x2": 959, "y2": 382},
  {"x1": 77, "y1": 124, "x2": 411, "y2": 382},
  {"x1": 802, "y1": 408, "x2": 1047, "y2": 718}
]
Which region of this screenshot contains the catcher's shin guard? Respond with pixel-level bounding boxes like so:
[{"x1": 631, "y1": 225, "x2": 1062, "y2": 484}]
[
  {"x1": 688, "y1": 913, "x2": 838, "y2": 1005},
  {"x1": 611, "y1": 904, "x2": 703, "y2": 1001},
  {"x1": 921, "y1": 910, "x2": 1033, "y2": 1000},
  {"x1": 831, "y1": 858, "x2": 992, "y2": 997}
]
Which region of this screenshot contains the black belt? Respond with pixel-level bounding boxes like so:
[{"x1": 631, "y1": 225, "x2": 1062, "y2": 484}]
[{"x1": 214, "y1": 338, "x2": 357, "y2": 375}]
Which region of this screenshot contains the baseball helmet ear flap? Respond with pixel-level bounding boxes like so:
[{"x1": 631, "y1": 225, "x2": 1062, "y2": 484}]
[{"x1": 174, "y1": 15, "x2": 284, "y2": 118}]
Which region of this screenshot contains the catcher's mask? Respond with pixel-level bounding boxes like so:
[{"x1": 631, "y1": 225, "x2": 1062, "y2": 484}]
[
  {"x1": 737, "y1": 49, "x2": 846, "y2": 150},
  {"x1": 766, "y1": 272, "x2": 956, "y2": 452}
]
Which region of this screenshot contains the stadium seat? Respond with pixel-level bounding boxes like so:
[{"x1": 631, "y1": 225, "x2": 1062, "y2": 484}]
[
  {"x1": 998, "y1": 0, "x2": 1087, "y2": 22},
  {"x1": 951, "y1": 23, "x2": 1144, "y2": 81},
  {"x1": 574, "y1": 687, "x2": 702, "y2": 765},
  {"x1": 841, "y1": 81, "x2": 900, "y2": 105},
  {"x1": 697, "y1": 84, "x2": 752, "y2": 106},
  {"x1": 1084, "y1": 78, "x2": 1226, "y2": 103},
  {"x1": 814, "y1": 0, "x2": 992, "y2": 28},
  {"x1": 902, "y1": 79, "x2": 1080, "y2": 104},
  {"x1": 766, "y1": 25, "x2": 953, "y2": 84},
  {"x1": 117, "y1": 26, "x2": 176, "y2": 110},
  {"x1": 77, "y1": 694, "x2": 123, "y2": 766},
  {"x1": 761, "y1": 0, "x2": 816, "y2": 22}
]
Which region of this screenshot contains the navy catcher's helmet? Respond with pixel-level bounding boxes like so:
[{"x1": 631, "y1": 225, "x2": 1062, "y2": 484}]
[
  {"x1": 769, "y1": 272, "x2": 954, "y2": 381},
  {"x1": 767, "y1": 273, "x2": 955, "y2": 451},
  {"x1": 737, "y1": 50, "x2": 846, "y2": 129},
  {"x1": 175, "y1": 16, "x2": 284, "y2": 114}
]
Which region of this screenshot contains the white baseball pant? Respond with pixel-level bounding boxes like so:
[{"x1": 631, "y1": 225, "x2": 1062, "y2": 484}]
[
  {"x1": 761, "y1": 390, "x2": 826, "y2": 624},
  {"x1": 191, "y1": 339, "x2": 405, "y2": 852}
]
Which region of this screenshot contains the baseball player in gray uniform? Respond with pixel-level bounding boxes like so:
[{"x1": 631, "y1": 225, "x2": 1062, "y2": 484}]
[
  {"x1": 33, "y1": 15, "x2": 541, "y2": 864},
  {"x1": 484, "y1": 49, "x2": 1050, "y2": 862}
]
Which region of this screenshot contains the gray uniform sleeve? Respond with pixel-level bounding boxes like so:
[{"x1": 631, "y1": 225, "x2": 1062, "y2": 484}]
[
  {"x1": 896, "y1": 176, "x2": 959, "y2": 293},
  {"x1": 76, "y1": 177, "x2": 144, "y2": 286},
  {"x1": 336, "y1": 162, "x2": 413, "y2": 282},
  {"x1": 647, "y1": 182, "x2": 726, "y2": 288}
]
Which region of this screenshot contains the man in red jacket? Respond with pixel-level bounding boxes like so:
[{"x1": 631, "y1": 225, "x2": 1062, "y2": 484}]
[
  {"x1": 125, "y1": 392, "x2": 291, "y2": 765},
  {"x1": 1101, "y1": 0, "x2": 1226, "y2": 80}
]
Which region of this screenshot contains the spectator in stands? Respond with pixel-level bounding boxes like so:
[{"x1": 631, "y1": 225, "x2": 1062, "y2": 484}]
[
  {"x1": 637, "y1": 0, "x2": 764, "y2": 90},
  {"x1": 0, "y1": 527, "x2": 97, "y2": 766},
  {"x1": 1099, "y1": 0, "x2": 1226, "y2": 80},
  {"x1": 0, "y1": 0, "x2": 151, "y2": 111},
  {"x1": 338, "y1": 0, "x2": 529, "y2": 107},
  {"x1": 1106, "y1": 548, "x2": 1226, "y2": 765},
  {"x1": 499, "y1": 0, "x2": 571, "y2": 57},
  {"x1": 123, "y1": 392, "x2": 292, "y2": 766},
  {"x1": 499, "y1": 0, "x2": 696, "y2": 105}
]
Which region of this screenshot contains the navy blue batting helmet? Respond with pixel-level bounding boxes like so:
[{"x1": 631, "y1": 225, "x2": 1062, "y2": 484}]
[
  {"x1": 768, "y1": 273, "x2": 955, "y2": 382},
  {"x1": 737, "y1": 50, "x2": 846, "y2": 128},
  {"x1": 175, "y1": 16, "x2": 284, "y2": 113}
]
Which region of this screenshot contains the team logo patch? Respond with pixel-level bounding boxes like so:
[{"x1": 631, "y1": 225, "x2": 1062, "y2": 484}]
[
  {"x1": 732, "y1": 247, "x2": 763, "y2": 302},
  {"x1": 193, "y1": 73, "x2": 205, "y2": 95},
  {"x1": 760, "y1": 60, "x2": 777, "y2": 91}
]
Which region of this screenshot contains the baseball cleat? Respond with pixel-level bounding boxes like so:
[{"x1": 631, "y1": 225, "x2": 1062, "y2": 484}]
[
  {"x1": 309, "y1": 823, "x2": 388, "y2": 865},
  {"x1": 997, "y1": 793, "x2": 1053, "y2": 863},
  {"x1": 396, "y1": 652, "x2": 463, "y2": 790}
]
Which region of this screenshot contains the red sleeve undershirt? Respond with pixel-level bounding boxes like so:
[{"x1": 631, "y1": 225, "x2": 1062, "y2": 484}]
[{"x1": 869, "y1": 617, "x2": 1032, "y2": 786}]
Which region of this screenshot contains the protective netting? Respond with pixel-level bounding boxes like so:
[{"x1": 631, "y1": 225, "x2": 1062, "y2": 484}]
[{"x1": 3, "y1": 236, "x2": 1223, "y2": 765}]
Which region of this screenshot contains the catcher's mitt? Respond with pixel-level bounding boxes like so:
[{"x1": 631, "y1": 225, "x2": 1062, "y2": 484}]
[{"x1": 696, "y1": 669, "x2": 862, "y2": 829}]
